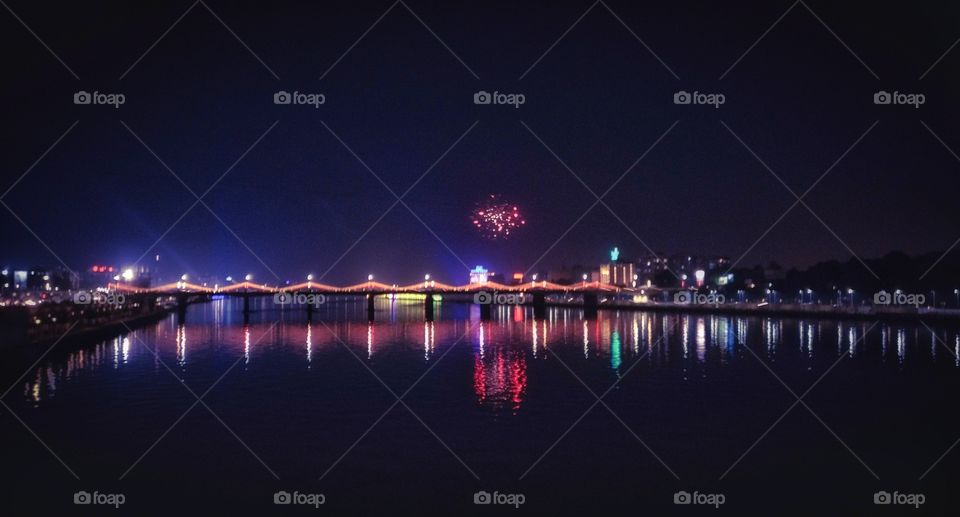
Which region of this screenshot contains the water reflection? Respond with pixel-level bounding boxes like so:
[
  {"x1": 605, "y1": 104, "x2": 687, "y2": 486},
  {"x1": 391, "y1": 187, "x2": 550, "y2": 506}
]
[
  {"x1": 424, "y1": 321, "x2": 435, "y2": 361},
  {"x1": 306, "y1": 323, "x2": 312, "y2": 366},
  {"x1": 473, "y1": 347, "x2": 527, "y2": 413},
  {"x1": 16, "y1": 306, "x2": 960, "y2": 408}
]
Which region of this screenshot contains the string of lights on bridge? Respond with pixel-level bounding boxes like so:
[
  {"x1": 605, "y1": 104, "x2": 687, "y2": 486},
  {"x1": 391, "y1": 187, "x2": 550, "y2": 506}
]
[{"x1": 107, "y1": 272, "x2": 623, "y2": 295}]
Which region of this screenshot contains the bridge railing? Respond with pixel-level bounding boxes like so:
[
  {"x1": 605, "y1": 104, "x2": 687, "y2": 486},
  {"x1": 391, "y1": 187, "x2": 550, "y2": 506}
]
[{"x1": 108, "y1": 279, "x2": 626, "y2": 295}]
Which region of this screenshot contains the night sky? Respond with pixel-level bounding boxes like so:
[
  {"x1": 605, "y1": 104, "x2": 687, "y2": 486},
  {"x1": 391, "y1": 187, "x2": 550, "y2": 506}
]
[{"x1": 2, "y1": 0, "x2": 959, "y2": 284}]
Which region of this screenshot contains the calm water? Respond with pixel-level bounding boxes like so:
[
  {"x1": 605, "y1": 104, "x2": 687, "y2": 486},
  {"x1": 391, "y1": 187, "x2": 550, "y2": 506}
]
[{"x1": 2, "y1": 297, "x2": 959, "y2": 515}]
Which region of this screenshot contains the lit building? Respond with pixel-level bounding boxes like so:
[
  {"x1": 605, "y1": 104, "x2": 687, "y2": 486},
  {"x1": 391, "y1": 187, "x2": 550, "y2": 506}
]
[
  {"x1": 600, "y1": 262, "x2": 635, "y2": 287},
  {"x1": 469, "y1": 266, "x2": 489, "y2": 284},
  {"x1": 600, "y1": 247, "x2": 635, "y2": 287}
]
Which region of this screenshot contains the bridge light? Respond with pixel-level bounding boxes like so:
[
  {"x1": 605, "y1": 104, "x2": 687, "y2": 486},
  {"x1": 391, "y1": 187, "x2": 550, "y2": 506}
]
[
  {"x1": 122, "y1": 268, "x2": 134, "y2": 282},
  {"x1": 424, "y1": 274, "x2": 430, "y2": 281},
  {"x1": 582, "y1": 274, "x2": 588, "y2": 281},
  {"x1": 181, "y1": 274, "x2": 188, "y2": 281},
  {"x1": 226, "y1": 276, "x2": 233, "y2": 282},
  {"x1": 307, "y1": 274, "x2": 314, "y2": 281},
  {"x1": 245, "y1": 274, "x2": 253, "y2": 282},
  {"x1": 368, "y1": 274, "x2": 374, "y2": 281}
]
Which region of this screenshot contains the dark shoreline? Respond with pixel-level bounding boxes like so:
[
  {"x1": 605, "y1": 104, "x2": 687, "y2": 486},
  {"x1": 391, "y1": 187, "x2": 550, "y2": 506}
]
[{"x1": 3, "y1": 308, "x2": 175, "y2": 360}]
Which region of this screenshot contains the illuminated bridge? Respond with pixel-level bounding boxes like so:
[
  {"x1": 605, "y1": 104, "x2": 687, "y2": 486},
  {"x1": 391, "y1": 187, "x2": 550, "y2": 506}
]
[{"x1": 108, "y1": 279, "x2": 640, "y2": 321}]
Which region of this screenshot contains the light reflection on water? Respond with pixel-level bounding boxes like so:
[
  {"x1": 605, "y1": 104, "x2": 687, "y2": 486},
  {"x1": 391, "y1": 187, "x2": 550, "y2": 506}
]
[{"x1": 17, "y1": 301, "x2": 960, "y2": 409}]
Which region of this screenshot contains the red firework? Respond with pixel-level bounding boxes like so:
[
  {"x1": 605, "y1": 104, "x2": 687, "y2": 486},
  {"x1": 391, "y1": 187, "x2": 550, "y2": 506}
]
[{"x1": 472, "y1": 195, "x2": 526, "y2": 239}]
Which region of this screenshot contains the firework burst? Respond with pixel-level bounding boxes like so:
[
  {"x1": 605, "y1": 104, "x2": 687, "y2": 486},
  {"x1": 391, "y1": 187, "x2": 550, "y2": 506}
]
[{"x1": 472, "y1": 195, "x2": 526, "y2": 239}]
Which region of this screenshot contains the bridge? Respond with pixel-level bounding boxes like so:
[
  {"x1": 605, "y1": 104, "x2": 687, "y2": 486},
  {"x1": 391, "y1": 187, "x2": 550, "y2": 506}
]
[{"x1": 107, "y1": 279, "x2": 639, "y2": 321}]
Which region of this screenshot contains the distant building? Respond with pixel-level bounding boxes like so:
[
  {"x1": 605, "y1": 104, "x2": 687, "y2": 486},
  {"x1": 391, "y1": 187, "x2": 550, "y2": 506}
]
[
  {"x1": 598, "y1": 247, "x2": 636, "y2": 287},
  {"x1": 469, "y1": 266, "x2": 489, "y2": 284},
  {"x1": 600, "y1": 262, "x2": 636, "y2": 287},
  {"x1": 634, "y1": 253, "x2": 730, "y2": 287},
  {"x1": 0, "y1": 266, "x2": 75, "y2": 293}
]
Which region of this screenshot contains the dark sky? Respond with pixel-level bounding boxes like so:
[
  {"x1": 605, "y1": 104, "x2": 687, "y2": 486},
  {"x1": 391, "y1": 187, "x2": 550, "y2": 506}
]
[{"x1": 2, "y1": 0, "x2": 959, "y2": 285}]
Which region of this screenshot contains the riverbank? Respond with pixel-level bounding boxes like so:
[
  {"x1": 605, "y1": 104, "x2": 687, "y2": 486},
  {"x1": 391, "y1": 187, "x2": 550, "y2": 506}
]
[{"x1": 0, "y1": 304, "x2": 175, "y2": 352}]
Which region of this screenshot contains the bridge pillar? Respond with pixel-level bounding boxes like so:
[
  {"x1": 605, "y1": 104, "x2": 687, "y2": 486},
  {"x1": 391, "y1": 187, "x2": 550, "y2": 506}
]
[
  {"x1": 367, "y1": 294, "x2": 376, "y2": 321},
  {"x1": 532, "y1": 292, "x2": 546, "y2": 320},
  {"x1": 583, "y1": 292, "x2": 598, "y2": 320},
  {"x1": 479, "y1": 302, "x2": 492, "y2": 321},
  {"x1": 306, "y1": 297, "x2": 314, "y2": 320},
  {"x1": 424, "y1": 293, "x2": 434, "y2": 321},
  {"x1": 176, "y1": 292, "x2": 188, "y2": 323}
]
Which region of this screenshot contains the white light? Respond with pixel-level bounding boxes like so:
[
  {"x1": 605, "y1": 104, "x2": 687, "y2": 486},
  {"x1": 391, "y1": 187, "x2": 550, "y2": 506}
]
[
  {"x1": 113, "y1": 275, "x2": 121, "y2": 281},
  {"x1": 122, "y1": 268, "x2": 134, "y2": 281},
  {"x1": 368, "y1": 274, "x2": 374, "y2": 281},
  {"x1": 245, "y1": 274, "x2": 253, "y2": 282},
  {"x1": 424, "y1": 274, "x2": 430, "y2": 281},
  {"x1": 532, "y1": 274, "x2": 538, "y2": 281},
  {"x1": 226, "y1": 276, "x2": 233, "y2": 282},
  {"x1": 181, "y1": 274, "x2": 188, "y2": 281},
  {"x1": 307, "y1": 274, "x2": 314, "y2": 281},
  {"x1": 582, "y1": 274, "x2": 588, "y2": 281},
  {"x1": 694, "y1": 270, "x2": 705, "y2": 282}
]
